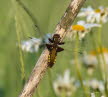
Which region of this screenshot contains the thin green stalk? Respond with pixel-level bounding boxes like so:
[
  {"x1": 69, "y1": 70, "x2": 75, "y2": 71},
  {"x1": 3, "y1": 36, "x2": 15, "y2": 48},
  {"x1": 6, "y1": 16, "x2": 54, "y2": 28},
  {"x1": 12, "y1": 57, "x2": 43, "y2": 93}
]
[
  {"x1": 12, "y1": 0, "x2": 26, "y2": 84},
  {"x1": 15, "y1": 15, "x2": 26, "y2": 84},
  {"x1": 15, "y1": 0, "x2": 43, "y2": 37},
  {"x1": 74, "y1": 34, "x2": 89, "y2": 97},
  {"x1": 48, "y1": 69, "x2": 57, "y2": 97},
  {"x1": 90, "y1": 31, "x2": 103, "y2": 80},
  {"x1": 91, "y1": 27, "x2": 108, "y2": 97},
  {"x1": 97, "y1": 26, "x2": 108, "y2": 97},
  {"x1": 36, "y1": 88, "x2": 44, "y2": 97},
  {"x1": 61, "y1": 90, "x2": 66, "y2": 97},
  {"x1": 98, "y1": 27, "x2": 107, "y2": 78}
]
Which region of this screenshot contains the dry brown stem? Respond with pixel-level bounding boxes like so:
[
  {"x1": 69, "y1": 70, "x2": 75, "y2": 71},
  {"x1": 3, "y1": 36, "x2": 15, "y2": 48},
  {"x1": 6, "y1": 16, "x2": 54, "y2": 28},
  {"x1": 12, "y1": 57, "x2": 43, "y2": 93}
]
[{"x1": 19, "y1": 0, "x2": 86, "y2": 97}]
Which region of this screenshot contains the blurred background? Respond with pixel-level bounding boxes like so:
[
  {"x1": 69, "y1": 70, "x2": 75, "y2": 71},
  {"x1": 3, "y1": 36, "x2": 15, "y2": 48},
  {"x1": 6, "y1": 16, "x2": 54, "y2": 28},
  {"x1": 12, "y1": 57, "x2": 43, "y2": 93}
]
[{"x1": 0, "y1": 0, "x2": 108, "y2": 97}]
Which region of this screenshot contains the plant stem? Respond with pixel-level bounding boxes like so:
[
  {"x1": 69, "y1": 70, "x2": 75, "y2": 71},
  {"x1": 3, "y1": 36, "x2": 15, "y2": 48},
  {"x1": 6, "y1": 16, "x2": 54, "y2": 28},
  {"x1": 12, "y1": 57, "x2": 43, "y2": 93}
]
[
  {"x1": 90, "y1": 31, "x2": 103, "y2": 80},
  {"x1": 13, "y1": 0, "x2": 26, "y2": 84},
  {"x1": 74, "y1": 34, "x2": 89, "y2": 97},
  {"x1": 97, "y1": 26, "x2": 108, "y2": 97},
  {"x1": 48, "y1": 69, "x2": 57, "y2": 97},
  {"x1": 16, "y1": 0, "x2": 43, "y2": 37}
]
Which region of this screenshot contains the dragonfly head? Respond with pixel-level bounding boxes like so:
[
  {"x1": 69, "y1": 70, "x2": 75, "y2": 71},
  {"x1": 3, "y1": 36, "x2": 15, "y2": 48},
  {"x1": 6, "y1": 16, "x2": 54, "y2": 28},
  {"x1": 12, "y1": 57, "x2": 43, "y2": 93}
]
[{"x1": 53, "y1": 34, "x2": 61, "y2": 43}]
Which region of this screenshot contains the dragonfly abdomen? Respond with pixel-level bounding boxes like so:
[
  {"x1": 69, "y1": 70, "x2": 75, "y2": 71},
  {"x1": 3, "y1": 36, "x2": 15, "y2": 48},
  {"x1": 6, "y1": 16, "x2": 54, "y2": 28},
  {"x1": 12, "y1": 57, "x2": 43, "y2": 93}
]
[{"x1": 48, "y1": 48, "x2": 57, "y2": 67}]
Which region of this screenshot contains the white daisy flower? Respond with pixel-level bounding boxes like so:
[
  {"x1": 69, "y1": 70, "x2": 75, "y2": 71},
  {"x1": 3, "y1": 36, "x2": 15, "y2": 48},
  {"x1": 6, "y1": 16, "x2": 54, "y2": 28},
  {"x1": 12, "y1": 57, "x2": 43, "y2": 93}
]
[
  {"x1": 78, "y1": 6, "x2": 94, "y2": 17},
  {"x1": 67, "y1": 20, "x2": 101, "y2": 40},
  {"x1": 53, "y1": 69, "x2": 76, "y2": 97},
  {"x1": 82, "y1": 52, "x2": 97, "y2": 66},
  {"x1": 77, "y1": 21, "x2": 101, "y2": 29},
  {"x1": 88, "y1": 79, "x2": 104, "y2": 92},
  {"x1": 101, "y1": 95, "x2": 105, "y2": 97},
  {"x1": 21, "y1": 38, "x2": 42, "y2": 53},
  {"x1": 82, "y1": 52, "x2": 97, "y2": 75},
  {"x1": 78, "y1": 6, "x2": 108, "y2": 23},
  {"x1": 82, "y1": 48, "x2": 108, "y2": 74},
  {"x1": 91, "y1": 93, "x2": 95, "y2": 97},
  {"x1": 90, "y1": 92, "x2": 105, "y2": 97}
]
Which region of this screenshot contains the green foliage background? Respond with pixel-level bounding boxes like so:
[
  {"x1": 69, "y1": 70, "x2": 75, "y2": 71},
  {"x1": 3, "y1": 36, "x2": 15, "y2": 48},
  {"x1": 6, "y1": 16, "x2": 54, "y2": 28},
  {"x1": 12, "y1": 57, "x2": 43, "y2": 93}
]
[{"x1": 0, "y1": 0, "x2": 108, "y2": 97}]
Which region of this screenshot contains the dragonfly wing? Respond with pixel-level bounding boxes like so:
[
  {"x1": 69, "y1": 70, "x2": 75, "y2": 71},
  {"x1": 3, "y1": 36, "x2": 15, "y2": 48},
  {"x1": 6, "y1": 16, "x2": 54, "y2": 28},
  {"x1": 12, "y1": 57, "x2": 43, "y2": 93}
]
[{"x1": 57, "y1": 47, "x2": 64, "y2": 52}]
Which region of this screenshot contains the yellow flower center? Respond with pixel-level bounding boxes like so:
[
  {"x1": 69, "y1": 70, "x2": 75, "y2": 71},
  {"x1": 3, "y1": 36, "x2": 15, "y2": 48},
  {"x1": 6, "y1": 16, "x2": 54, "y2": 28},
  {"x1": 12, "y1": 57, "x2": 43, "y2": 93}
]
[
  {"x1": 90, "y1": 48, "x2": 108, "y2": 55},
  {"x1": 72, "y1": 25, "x2": 85, "y2": 31},
  {"x1": 95, "y1": 9, "x2": 101, "y2": 13}
]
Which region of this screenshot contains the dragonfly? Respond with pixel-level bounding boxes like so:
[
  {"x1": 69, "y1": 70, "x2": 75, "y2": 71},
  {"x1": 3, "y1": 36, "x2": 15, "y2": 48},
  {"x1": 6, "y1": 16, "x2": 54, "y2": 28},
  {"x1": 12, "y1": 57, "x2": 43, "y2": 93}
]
[
  {"x1": 46, "y1": 34, "x2": 65, "y2": 67},
  {"x1": 28, "y1": 24, "x2": 85, "y2": 67}
]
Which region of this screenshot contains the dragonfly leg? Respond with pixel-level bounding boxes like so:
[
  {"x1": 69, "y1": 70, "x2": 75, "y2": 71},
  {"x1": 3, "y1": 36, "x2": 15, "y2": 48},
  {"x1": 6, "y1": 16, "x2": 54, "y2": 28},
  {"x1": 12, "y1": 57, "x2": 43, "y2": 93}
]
[{"x1": 58, "y1": 42, "x2": 65, "y2": 45}]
